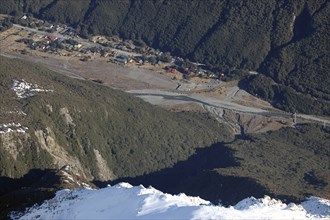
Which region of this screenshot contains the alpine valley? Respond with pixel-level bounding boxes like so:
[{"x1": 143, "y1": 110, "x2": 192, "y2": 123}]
[{"x1": 0, "y1": 0, "x2": 329, "y2": 219}]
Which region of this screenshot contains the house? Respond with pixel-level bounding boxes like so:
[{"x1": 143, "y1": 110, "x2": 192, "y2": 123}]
[
  {"x1": 170, "y1": 67, "x2": 177, "y2": 73},
  {"x1": 101, "y1": 51, "x2": 109, "y2": 57},
  {"x1": 39, "y1": 44, "x2": 46, "y2": 50},
  {"x1": 43, "y1": 21, "x2": 53, "y2": 29},
  {"x1": 133, "y1": 56, "x2": 143, "y2": 64},
  {"x1": 176, "y1": 57, "x2": 184, "y2": 62},
  {"x1": 114, "y1": 55, "x2": 128, "y2": 64},
  {"x1": 74, "y1": 44, "x2": 82, "y2": 49},
  {"x1": 208, "y1": 73, "x2": 216, "y2": 78},
  {"x1": 82, "y1": 49, "x2": 91, "y2": 54},
  {"x1": 47, "y1": 35, "x2": 58, "y2": 41},
  {"x1": 146, "y1": 48, "x2": 155, "y2": 55},
  {"x1": 197, "y1": 70, "x2": 206, "y2": 77},
  {"x1": 116, "y1": 45, "x2": 128, "y2": 51}
]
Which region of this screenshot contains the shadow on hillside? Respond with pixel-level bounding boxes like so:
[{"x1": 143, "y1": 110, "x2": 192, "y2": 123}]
[
  {"x1": 0, "y1": 169, "x2": 54, "y2": 196},
  {"x1": 95, "y1": 142, "x2": 273, "y2": 206},
  {"x1": 0, "y1": 169, "x2": 59, "y2": 220}
]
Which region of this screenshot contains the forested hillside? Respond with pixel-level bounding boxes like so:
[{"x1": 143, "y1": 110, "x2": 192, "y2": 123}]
[
  {"x1": 112, "y1": 123, "x2": 330, "y2": 205},
  {"x1": 0, "y1": 0, "x2": 329, "y2": 115},
  {"x1": 0, "y1": 56, "x2": 232, "y2": 180}
]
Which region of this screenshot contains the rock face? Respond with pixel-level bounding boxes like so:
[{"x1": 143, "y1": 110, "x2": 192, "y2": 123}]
[{"x1": 34, "y1": 128, "x2": 89, "y2": 179}]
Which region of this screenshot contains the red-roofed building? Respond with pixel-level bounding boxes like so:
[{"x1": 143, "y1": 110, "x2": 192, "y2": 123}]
[{"x1": 47, "y1": 35, "x2": 58, "y2": 41}]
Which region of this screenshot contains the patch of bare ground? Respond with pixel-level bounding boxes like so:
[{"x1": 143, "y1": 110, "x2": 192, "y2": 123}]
[
  {"x1": 160, "y1": 103, "x2": 207, "y2": 113},
  {"x1": 191, "y1": 80, "x2": 275, "y2": 111},
  {"x1": 2, "y1": 53, "x2": 176, "y2": 91},
  {"x1": 230, "y1": 89, "x2": 276, "y2": 111},
  {"x1": 189, "y1": 77, "x2": 213, "y2": 84},
  {"x1": 221, "y1": 110, "x2": 293, "y2": 134},
  {"x1": 161, "y1": 70, "x2": 183, "y2": 80},
  {"x1": 193, "y1": 86, "x2": 227, "y2": 100}
]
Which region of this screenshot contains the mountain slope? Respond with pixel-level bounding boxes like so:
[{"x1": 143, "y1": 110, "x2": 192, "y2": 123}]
[{"x1": 0, "y1": 55, "x2": 233, "y2": 180}]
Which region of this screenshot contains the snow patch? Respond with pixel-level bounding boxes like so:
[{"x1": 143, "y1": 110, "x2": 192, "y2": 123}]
[
  {"x1": 248, "y1": 71, "x2": 259, "y2": 75},
  {"x1": 4, "y1": 111, "x2": 27, "y2": 116},
  {"x1": 12, "y1": 79, "x2": 54, "y2": 99},
  {"x1": 302, "y1": 197, "x2": 330, "y2": 217},
  {"x1": 60, "y1": 170, "x2": 75, "y2": 183},
  {"x1": 0, "y1": 122, "x2": 28, "y2": 134},
  {"x1": 11, "y1": 183, "x2": 330, "y2": 220},
  {"x1": 117, "y1": 182, "x2": 133, "y2": 189}
]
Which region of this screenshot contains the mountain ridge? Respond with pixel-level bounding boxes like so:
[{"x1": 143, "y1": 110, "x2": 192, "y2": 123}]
[{"x1": 10, "y1": 183, "x2": 330, "y2": 220}]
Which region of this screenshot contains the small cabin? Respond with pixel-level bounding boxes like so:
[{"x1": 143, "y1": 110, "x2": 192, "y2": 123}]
[{"x1": 114, "y1": 55, "x2": 128, "y2": 64}]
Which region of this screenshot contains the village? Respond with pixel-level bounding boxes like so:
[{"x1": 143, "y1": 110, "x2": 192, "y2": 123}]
[{"x1": 0, "y1": 14, "x2": 225, "y2": 89}]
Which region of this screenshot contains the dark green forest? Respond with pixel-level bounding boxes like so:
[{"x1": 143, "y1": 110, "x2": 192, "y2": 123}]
[
  {"x1": 0, "y1": 0, "x2": 329, "y2": 115},
  {"x1": 107, "y1": 123, "x2": 330, "y2": 205}
]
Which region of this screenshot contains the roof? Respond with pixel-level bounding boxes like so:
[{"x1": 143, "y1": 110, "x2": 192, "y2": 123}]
[{"x1": 47, "y1": 35, "x2": 57, "y2": 41}]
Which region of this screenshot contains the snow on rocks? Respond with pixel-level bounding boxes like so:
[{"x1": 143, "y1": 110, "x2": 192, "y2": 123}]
[
  {"x1": 301, "y1": 197, "x2": 330, "y2": 217},
  {"x1": 12, "y1": 79, "x2": 53, "y2": 99},
  {"x1": 0, "y1": 122, "x2": 28, "y2": 134},
  {"x1": 3, "y1": 111, "x2": 27, "y2": 116},
  {"x1": 11, "y1": 183, "x2": 330, "y2": 220}
]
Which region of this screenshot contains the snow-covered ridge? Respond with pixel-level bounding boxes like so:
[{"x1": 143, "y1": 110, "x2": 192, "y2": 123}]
[
  {"x1": 12, "y1": 79, "x2": 54, "y2": 98},
  {"x1": 0, "y1": 122, "x2": 28, "y2": 134},
  {"x1": 11, "y1": 183, "x2": 330, "y2": 220}
]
